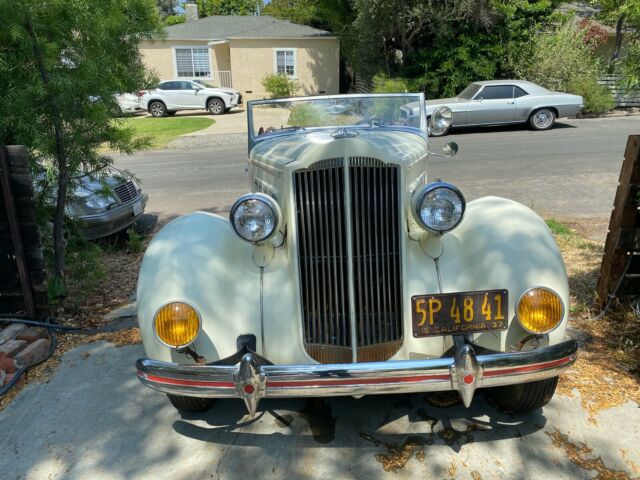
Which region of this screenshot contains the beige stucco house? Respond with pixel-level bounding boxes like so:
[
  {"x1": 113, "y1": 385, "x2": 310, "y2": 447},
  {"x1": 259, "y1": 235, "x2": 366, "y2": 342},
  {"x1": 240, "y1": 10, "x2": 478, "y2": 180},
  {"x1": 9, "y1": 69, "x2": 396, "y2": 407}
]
[{"x1": 139, "y1": 14, "x2": 339, "y2": 101}]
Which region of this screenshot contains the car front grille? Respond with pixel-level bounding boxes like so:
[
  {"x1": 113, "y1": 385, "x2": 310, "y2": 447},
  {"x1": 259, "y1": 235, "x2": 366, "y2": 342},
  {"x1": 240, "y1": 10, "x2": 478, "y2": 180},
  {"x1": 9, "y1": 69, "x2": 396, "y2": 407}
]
[
  {"x1": 293, "y1": 157, "x2": 403, "y2": 363},
  {"x1": 114, "y1": 181, "x2": 138, "y2": 203}
]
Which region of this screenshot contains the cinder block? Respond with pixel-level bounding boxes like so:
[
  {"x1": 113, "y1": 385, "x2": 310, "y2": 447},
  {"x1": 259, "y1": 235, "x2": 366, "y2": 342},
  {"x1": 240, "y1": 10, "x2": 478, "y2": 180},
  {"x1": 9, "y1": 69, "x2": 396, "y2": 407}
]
[
  {"x1": 0, "y1": 354, "x2": 16, "y2": 373},
  {"x1": 14, "y1": 339, "x2": 51, "y2": 368},
  {"x1": 16, "y1": 327, "x2": 49, "y2": 343},
  {"x1": 3, "y1": 371, "x2": 25, "y2": 387},
  {"x1": 0, "y1": 339, "x2": 28, "y2": 357},
  {"x1": 0, "y1": 324, "x2": 27, "y2": 344}
]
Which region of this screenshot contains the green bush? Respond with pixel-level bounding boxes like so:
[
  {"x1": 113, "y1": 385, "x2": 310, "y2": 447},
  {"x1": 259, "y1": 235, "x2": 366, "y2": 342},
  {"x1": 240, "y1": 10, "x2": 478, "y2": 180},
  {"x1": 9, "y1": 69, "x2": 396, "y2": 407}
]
[
  {"x1": 261, "y1": 74, "x2": 300, "y2": 99},
  {"x1": 164, "y1": 15, "x2": 186, "y2": 26},
  {"x1": 509, "y1": 20, "x2": 613, "y2": 115},
  {"x1": 126, "y1": 227, "x2": 145, "y2": 253},
  {"x1": 372, "y1": 74, "x2": 410, "y2": 93},
  {"x1": 568, "y1": 77, "x2": 615, "y2": 115}
]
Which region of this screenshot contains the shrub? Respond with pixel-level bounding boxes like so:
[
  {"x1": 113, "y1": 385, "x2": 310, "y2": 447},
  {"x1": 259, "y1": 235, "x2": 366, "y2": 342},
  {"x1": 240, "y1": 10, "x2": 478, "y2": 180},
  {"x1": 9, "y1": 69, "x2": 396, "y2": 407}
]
[
  {"x1": 372, "y1": 74, "x2": 410, "y2": 93},
  {"x1": 126, "y1": 227, "x2": 145, "y2": 253},
  {"x1": 261, "y1": 74, "x2": 300, "y2": 99},
  {"x1": 509, "y1": 20, "x2": 613, "y2": 115},
  {"x1": 568, "y1": 77, "x2": 615, "y2": 115},
  {"x1": 164, "y1": 15, "x2": 186, "y2": 26}
]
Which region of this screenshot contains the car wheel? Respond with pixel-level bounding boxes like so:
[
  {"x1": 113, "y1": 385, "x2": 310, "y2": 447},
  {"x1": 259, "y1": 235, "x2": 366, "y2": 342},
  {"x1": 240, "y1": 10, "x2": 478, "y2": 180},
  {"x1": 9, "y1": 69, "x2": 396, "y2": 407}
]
[
  {"x1": 166, "y1": 111, "x2": 176, "y2": 116},
  {"x1": 149, "y1": 101, "x2": 167, "y2": 118},
  {"x1": 167, "y1": 394, "x2": 215, "y2": 413},
  {"x1": 207, "y1": 98, "x2": 225, "y2": 115},
  {"x1": 529, "y1": 108, "x2": 556, "y2": 130},
  {"x1": 487, "y1": 376, "x2": 558, "y2": 413}
]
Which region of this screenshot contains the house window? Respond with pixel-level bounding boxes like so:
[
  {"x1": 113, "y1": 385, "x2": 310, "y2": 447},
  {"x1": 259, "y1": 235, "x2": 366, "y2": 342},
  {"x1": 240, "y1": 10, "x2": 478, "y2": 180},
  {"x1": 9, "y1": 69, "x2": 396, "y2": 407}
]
[
  {"x1": 274, "y1": 49, "x2": 296, "y2": 77},
  {"x1": 174, "y1": 47, "x2": 210, "y2": 78}
]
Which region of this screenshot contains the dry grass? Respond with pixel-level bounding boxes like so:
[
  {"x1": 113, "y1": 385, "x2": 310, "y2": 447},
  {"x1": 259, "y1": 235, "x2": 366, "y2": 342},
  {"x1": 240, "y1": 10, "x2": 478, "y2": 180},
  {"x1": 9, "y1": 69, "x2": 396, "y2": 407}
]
[
  {"x1": 0, "y1": 241, "x2": 145, "y2": 412},
  {"x1": 547, "y1": 430, "x2": 630, "y2": 479},
  {"x1": 553, "y1": 223, "x2": 640, "y2": 420}
]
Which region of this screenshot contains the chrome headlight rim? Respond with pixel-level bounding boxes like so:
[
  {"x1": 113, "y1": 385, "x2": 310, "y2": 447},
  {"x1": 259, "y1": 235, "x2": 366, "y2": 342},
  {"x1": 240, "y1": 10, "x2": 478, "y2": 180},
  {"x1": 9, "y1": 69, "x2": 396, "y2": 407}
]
[
  {"x1": 413, "y1": 181, "x2": 466, "y2": 234},
  {"x1": 230, "y1": 192, "x2": 281, "y2": 244},
  {"x1": 515, "y1": 286, "x2": 565, "y2": 335},
  {"x1": 152, "y1": 299, "x2": 202, "y2": 350}
]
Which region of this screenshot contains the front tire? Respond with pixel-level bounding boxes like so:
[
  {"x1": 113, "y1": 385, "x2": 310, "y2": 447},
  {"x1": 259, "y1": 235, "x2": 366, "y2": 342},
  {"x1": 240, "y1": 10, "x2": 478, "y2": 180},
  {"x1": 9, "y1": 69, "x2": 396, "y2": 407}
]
[
  {"x1": 149, "y1": 101, "x2": 167, "y2": 118},
  {"x1": 529, "y1": 108, "x2": 556, "y2": 130},
  {"x1": 487, "y1": 376, "x2": 558, "y2": 413},
  {"x1": 207, "y1": 98, "x2": 225, "y2": 115},
  {"x1": 167, "y1": 394, "x2": 215, "y2": 413}
]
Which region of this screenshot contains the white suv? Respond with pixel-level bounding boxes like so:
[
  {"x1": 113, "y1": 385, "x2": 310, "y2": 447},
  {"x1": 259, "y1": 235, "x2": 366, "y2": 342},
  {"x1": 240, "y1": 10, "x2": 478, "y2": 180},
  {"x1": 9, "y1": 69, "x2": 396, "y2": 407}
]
[{"x1": 140, "y1": 80, "x2": 242, "y2": 117}]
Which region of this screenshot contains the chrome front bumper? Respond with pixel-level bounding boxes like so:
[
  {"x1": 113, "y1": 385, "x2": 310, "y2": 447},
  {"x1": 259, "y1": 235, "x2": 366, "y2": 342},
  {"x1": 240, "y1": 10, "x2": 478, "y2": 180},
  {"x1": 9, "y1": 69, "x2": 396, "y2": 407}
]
[{"x1": 136, "y1": 340, "x2": 577, "y2": 416}]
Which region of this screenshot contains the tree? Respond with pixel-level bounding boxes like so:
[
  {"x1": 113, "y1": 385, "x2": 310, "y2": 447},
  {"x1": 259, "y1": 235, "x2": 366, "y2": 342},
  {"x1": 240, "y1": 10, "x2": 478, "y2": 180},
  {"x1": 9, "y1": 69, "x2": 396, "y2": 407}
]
[
  {"x1": 0, "y1": 0, "x2": 163, "y2": 293},
  {"x1": 263, "y1": 0, "x2": 320, "y2": 26},
  {"x1": 157, "y1": 0, "x2": 178, "y2": 17},
  {"x1": 592, "y1": 0, "x2": 640, "y2": 85},
  {"x1": 509, "y1": 19, "x2": 614, "y2": 114},
  {"x1": 196, "y1": 0, "x2": 259, "y2": 16}
]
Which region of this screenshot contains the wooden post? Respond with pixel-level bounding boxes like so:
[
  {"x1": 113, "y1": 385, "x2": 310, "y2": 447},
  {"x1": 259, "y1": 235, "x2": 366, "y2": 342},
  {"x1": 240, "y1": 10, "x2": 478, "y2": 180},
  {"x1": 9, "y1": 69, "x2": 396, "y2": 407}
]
[
  {"x1": 0, "y1": 146, "x2": 36, "y2": 317},
  {"x1": 596, "y1": 135, "x2": 640, "y2": 308}
]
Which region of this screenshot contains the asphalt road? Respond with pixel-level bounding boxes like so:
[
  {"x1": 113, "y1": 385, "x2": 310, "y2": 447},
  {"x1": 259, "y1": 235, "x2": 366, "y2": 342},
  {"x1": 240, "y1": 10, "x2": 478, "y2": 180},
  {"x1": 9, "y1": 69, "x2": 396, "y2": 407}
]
[{"x1": 116, "y1": 116, "x2": 639, "y2": 232}]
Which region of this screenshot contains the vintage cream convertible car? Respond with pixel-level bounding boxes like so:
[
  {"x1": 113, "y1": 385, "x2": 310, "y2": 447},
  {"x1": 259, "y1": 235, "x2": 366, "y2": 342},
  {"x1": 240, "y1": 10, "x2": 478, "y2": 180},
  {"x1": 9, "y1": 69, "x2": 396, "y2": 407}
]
[{"x1": 135, "y1": 94, "x2": 577, "y2": 416}]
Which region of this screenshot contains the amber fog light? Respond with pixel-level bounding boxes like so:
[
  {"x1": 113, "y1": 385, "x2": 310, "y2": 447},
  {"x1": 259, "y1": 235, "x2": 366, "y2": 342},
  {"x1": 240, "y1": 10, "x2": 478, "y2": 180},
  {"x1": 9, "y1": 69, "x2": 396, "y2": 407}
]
[
  {"x1": 153, "y1": 301, "x2": 201, "y2": 348},
  {"x1": 516, "y1": 287, "x2": 564, "y2": 334}
]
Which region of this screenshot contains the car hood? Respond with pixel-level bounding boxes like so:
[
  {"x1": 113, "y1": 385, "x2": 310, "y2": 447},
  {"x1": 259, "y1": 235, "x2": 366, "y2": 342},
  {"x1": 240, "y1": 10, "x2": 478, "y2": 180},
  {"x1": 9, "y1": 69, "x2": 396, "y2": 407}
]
[
  {"x1": 74, "y1": 168, "x2": 132, "y2": 198},
  {"x1": 425, "y1": 97, "x2": 465, "y2": 106},
  {"x1": 204, "y1": 87, "x2": 237, "y2": 96}
]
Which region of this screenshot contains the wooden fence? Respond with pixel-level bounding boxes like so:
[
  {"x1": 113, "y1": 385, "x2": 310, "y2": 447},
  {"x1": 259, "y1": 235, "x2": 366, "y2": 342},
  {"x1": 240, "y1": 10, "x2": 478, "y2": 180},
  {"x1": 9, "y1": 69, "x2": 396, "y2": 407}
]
[
  {"x1": 0, "y1": 146, "x2": 48, "y2": 318},
  {"x1": 596, "y1": 135, "x2": 640, "y2": 308},
  {"x1": 599, "y1": 74, "x2": 640, "y2": 108}
]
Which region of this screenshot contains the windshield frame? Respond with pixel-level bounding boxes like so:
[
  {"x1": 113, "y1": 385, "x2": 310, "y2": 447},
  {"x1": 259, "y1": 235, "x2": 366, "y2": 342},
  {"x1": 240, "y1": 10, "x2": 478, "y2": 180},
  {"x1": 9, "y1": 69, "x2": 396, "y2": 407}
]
[{"x1": 247, "y1": 93, "x2": 427, "y2": 151}]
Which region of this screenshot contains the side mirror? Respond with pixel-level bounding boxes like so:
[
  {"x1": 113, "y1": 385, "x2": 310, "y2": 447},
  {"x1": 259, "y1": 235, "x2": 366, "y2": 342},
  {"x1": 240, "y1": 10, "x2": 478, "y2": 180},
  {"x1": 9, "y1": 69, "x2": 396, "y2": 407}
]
[
  {"x1": 442, "y1": 142, "x2": 458, "y2": 157},
  {"x1": 429, "y1": 106, "x2": 453, "y2": 136}
]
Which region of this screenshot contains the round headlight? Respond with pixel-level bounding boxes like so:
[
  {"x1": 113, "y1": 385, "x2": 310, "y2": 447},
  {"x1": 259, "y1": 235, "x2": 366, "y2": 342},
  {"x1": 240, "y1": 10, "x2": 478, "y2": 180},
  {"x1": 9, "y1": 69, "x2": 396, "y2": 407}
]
[
  {"x1": 153, "y1": 301, "x2": 201, "y2": 348},
  {"x1": 430, "y1": 106, "x2": 453, "y2": 135},
  {"x1": 516, "y1": 287, "x2": 564, "y2": 334},
  {"x1": 230, "y1": 193, "x2": 280, "y2": 243},
  {"x1": 414, "y1": 182, "x2": 465, "y2": 233}
]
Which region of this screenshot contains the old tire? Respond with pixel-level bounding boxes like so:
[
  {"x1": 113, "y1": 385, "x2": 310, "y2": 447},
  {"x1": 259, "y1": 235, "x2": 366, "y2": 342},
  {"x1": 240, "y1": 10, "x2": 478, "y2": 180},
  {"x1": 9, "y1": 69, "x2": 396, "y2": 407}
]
[
  {"x1": 529, "y1": 108, "x2": 556, "y2": 130},
  {"x1": 167, "y1": 394, "x2": 215, "y2": 413},
  {"x1": 166, "y1": 111, "x2": 176, "y2": 116},
  {"x1": 487, "y1": 376, "x2": 558, "y2": 413},
  {"x1": 149, "y1": 101, "x2": 167, "y2": 118},
  {"x1": 207, "y1": 98, "x2": 225, "y2": 115}
]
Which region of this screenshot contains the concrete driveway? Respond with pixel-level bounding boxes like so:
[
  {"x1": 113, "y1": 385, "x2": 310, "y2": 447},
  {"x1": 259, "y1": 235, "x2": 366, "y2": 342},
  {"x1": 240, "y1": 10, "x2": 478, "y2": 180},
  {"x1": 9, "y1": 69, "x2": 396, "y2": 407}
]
[{"x1": 1, "y1": 340, "x2": 638, "y2": 479}]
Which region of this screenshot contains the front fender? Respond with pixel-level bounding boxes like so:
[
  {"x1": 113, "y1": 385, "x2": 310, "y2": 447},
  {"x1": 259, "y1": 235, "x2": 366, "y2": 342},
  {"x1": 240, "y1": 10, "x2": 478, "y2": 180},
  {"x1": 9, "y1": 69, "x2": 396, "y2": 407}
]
[
  {"x1": 137, "y1": 212, "x2": 262, "y2": 362},
  {"x1": 436, "y1": 196, "x2": 568, "y2": 351}
]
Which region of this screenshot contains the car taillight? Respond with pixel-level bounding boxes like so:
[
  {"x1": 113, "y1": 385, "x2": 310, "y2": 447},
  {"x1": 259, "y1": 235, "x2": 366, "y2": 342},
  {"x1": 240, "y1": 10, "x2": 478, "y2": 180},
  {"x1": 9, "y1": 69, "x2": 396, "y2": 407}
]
[{"x1": 137, "y1": 90, "x2": 146, "y2": 97}]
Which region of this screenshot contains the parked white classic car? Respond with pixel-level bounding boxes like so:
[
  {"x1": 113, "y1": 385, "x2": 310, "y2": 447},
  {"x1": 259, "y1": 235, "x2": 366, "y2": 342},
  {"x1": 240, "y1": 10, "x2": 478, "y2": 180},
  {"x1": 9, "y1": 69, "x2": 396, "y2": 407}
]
[
  {"x1": 406, "y1": 80, "x2": 584, "y2": 136},
  {"x1": 139, "y1": 80, "x2": 242, "y2": 117},
  {"x1": 135, "y1": 94, "x2": 577, "y2": 416}
]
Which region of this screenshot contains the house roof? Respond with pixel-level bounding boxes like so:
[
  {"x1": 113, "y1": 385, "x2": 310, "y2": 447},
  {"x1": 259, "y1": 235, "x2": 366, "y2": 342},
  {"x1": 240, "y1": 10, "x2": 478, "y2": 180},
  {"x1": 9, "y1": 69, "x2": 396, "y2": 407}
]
[{"x1": 165, "y1": 15, "x2": 334, "y2": 41}]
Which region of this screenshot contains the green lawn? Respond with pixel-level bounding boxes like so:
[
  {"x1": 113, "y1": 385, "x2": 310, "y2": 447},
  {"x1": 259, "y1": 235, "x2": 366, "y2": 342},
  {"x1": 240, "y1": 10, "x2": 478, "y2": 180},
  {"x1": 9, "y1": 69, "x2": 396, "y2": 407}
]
[{"x1": 121, "y1": 117, "x2": 214, "y2": 148}]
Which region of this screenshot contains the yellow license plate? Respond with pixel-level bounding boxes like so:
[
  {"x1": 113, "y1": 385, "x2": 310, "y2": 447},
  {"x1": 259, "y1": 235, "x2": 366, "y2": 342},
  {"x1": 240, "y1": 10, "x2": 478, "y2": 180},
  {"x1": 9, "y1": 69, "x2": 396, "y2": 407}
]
[{"x1": 411, "y1": 289, "x2": 508, "y2": 337}]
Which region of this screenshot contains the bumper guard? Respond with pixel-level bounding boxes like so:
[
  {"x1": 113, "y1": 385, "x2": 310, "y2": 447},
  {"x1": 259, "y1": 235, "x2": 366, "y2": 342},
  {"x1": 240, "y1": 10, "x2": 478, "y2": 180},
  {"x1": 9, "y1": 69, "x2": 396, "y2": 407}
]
[{"x1": 136, "y1": 339, "x2": 578, "y2": 416}]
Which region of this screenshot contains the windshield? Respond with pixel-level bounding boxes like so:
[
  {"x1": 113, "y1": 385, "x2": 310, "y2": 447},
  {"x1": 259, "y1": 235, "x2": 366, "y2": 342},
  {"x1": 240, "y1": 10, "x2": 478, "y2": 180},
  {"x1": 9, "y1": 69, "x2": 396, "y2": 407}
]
[
  {"x1": 193, "y1": 79, "x2": 217, "y2": 88},
  {"x1": 248, "y1": 94, "x2": 425, "y2": 144},
  {"x1": 457, "y1": 83, "x2": 481, "y2": 100}
]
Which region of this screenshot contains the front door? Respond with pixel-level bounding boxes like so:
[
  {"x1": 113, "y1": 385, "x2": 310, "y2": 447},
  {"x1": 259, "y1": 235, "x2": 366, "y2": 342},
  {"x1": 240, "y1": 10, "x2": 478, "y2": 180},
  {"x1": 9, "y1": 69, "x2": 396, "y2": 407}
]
[{"x1": 466, "y1": 85, "x2": 516, "y2": 125}]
